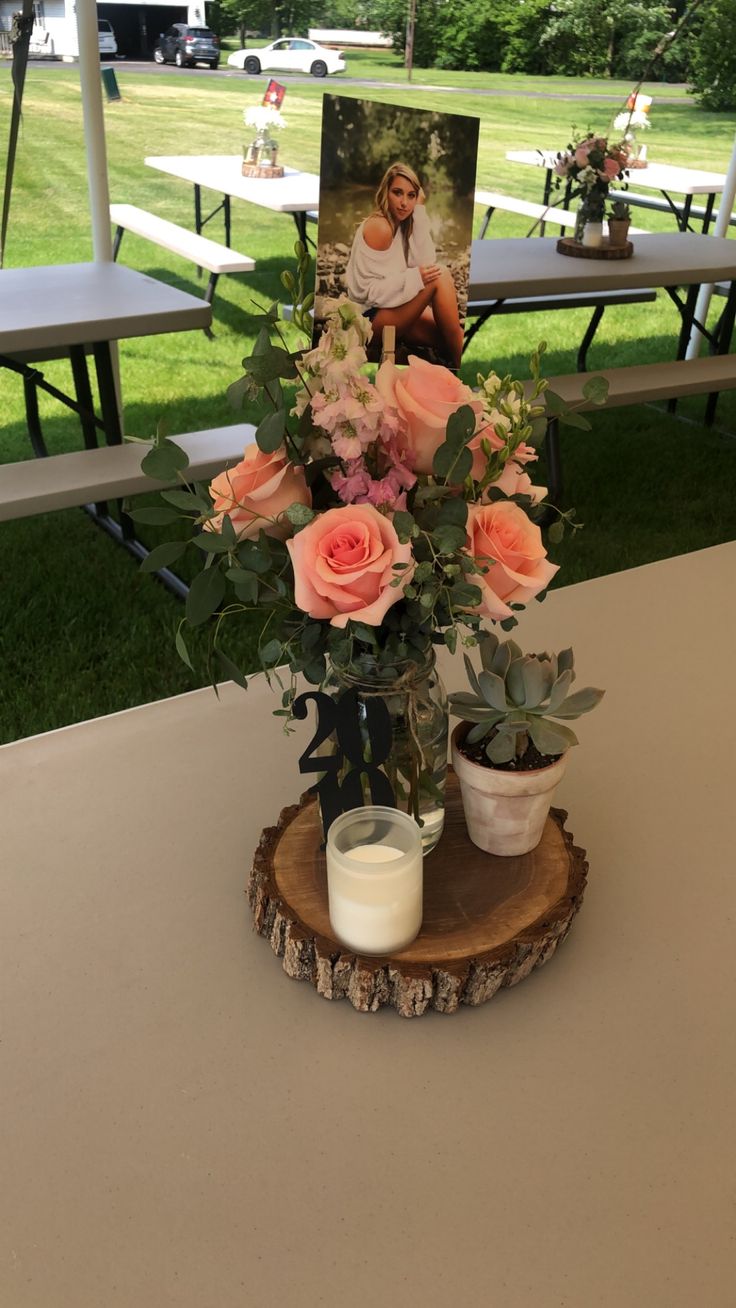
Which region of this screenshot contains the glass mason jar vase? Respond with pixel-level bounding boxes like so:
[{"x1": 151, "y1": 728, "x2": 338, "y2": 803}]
[
  {"x1": 322, "y1": 652, "x2": 449, "y2": 853},
  {"x1": 575, "y1": 193, "x2": 605, "y2": 245}
]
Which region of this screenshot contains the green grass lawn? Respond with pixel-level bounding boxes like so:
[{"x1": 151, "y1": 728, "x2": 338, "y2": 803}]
[{"x1": 1, "y1": 66, "x2": 735, "y2": 743}]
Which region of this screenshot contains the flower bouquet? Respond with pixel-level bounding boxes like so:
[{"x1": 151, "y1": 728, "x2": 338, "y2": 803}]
[
  {"x1": 554, "y1": 133, "x2": 631, "y2": 246},
  {"x1": 137, "y1": 245, "x2": 605, "y2": 850},
  {"x1": 243, "y1": 104, "x2": 286, "y2": 175}
]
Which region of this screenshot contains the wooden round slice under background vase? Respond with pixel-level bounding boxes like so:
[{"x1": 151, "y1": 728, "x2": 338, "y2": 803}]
[{"x1": 248, "y1": 772, "x2": 588, "y2": 1018}]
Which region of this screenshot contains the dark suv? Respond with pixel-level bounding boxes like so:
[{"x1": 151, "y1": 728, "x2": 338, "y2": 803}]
[{"x1": 154, "y1": 24, "x2": 220, "y2": 69}]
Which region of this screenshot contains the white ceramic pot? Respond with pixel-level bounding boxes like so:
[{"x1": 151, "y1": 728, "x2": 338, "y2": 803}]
[
  {"x1": 451, "y1": 723, "x2": 568, "y2": 857},
  {"x1": 582, "y1": 222, "x2": 604, "y2": 249}
]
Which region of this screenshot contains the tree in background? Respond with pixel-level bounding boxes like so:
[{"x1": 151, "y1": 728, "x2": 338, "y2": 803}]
[
  {"x1": 689, "y1": 0, "x2": 736, "y2": 108},
  {"x1": 217, "y1": 0, "x2": 272, "y2": 44},
  {"x1": 540, "y1": 0, "x2": 683, "y2": 80}
]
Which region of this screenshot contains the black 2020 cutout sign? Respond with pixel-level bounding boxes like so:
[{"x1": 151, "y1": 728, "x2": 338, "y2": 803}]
[{"x1": 293, "y1": 689, "x2": 396, "y2": 838}]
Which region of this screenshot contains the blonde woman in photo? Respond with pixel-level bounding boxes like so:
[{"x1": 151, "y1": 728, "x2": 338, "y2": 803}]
[{"x1": 345, "y1": 161, "x2": 464, "y2": 368}]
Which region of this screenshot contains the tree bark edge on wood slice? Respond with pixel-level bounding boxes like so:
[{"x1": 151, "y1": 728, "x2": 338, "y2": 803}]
[{"x1": 247, "y1": 775, "x2": 588, "y2": 1019}]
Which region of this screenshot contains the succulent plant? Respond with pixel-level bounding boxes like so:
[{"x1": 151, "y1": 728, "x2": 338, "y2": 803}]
[
  {"x1": 609, "y1": 198, "x2": 631, "y2": 222},
  {"x1": 449, "y1": 631, "x2": 605, "y2": 765}
]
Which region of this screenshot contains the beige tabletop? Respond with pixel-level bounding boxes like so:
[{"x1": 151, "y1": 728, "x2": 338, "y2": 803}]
[
  {"x1": 468, "y1": 230, "x2": 736, "y2": 300},
  {"x1": 2, "y1": 544, "x2": 735, "y2": 1307},
  {"x1": 0, "y1": 262, "x2": 212, "y2": 354}
]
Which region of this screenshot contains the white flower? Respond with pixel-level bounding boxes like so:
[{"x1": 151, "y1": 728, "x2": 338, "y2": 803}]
[
  {"x1": 577, "y1": 165, "x2": 597, "y2": 189},
  {"x1": 614, "y1": 111, "x2": 651, "y2": 132},
  {"x1": 244, "y1": 106, "x2": 286, "y2": 133}
]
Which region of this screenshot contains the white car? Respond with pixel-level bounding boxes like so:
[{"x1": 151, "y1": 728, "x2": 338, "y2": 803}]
[
  {"x1": 98, "y1": 19, "x2": 117, "y2": 59},
  {"x1": 227, "y1": 38, "x2": 345, "y2": 78}
]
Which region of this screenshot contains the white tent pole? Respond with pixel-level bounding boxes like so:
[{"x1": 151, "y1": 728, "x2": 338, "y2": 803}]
[
  {"x1": 686, "y1": 131, "x2": 736, "y2": 359},
  {"x1": 75, "y1": 0, "x2": 113, "y2": 262}
]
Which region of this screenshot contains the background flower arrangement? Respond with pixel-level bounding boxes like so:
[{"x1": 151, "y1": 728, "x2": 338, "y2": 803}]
[
  {"x1": 554, "y1": 132, "x2": 632, "y2": 238},
  {"x1": 243, "y1": 104, "x2": 286, "y2": 164}
]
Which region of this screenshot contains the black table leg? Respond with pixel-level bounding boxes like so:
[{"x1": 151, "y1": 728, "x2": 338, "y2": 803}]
[
  {"x1": 70, "y1": 344, "x2": 107, "y2": 517},
  {"x1": 292, "y1": 211, "x2": 307, "y2": 245},
  {"x1": 92, "y1": 342, "x2": 123, "y2": 446}
]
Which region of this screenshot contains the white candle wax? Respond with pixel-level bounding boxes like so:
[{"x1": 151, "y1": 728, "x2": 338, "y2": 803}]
[
  {"x1": 326, "y1": 816, "x2": 423, "y2": 956},
  {"x1": 346, "y1": 844, "x2": 403, "y2": 863}
]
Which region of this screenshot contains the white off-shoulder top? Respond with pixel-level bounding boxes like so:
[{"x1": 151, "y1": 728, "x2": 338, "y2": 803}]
[{"x1": 345, "y1": 204, "x2": 437, "y2": 310}]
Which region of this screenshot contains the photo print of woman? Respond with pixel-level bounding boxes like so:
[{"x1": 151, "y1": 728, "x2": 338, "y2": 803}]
[{"x1": 315, "y1": 96, "x2": 479, "y2": 370}]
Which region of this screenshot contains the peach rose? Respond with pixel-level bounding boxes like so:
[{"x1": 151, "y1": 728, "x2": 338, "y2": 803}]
[
  {"x1": 286, "y1": 503, "x2": 413, "y2": 628},
  {"x1": 207, "y1": 444, "x2": 311, "y2": 541},
  {"x1": 466, "y1": 500, "x2": 558, "y2": 620},
  {"x1": 376, "y1": 356, "x2": 485, "y2": 476}
]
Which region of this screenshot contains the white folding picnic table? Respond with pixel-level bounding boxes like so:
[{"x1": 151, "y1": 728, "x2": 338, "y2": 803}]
[{"x1": 145, "y1": 154, "x2": 320, "y2": 245}]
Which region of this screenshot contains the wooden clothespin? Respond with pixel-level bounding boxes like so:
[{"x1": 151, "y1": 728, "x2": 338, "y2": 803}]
[{"x1": 380, "y1": 325, "x2": 395, "y2": 365}]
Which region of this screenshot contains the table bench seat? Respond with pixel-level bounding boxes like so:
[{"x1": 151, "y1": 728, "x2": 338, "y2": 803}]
[
  {"x1": 110, "y1": 203, "x2": 255, "y2": 329},
  {"x1": 540, "y1": 353, "x2": 736, "y2": 503},
  {"x1": 0, "y1": 425, "x2": 253, "y2": 522}
]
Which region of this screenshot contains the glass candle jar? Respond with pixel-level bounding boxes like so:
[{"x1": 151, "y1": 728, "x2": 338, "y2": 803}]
[{"x1": 326, "y1": 806, "x2": 423, "y2": 955}]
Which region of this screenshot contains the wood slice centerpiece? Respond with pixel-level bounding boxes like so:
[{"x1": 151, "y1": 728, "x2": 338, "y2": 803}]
[
  {"x1": 248, "y1": 772, "x2": 588, "y2": 1018},
  {"x1": 241, "y1": 161, "x2": 284, "y2": 178},
  {"x1": 557, "y1": 236, "x2": 633, "y2": 260}
]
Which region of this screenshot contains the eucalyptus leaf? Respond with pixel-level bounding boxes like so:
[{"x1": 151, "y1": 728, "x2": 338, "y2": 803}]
[
  {"x1": 242, "y1": 345, "x2": 298, "y2": 384},
  {"x1": 175, "y1": 626, "x2": 194, "y2": 671},
  {"x1": 560, "y1": 411, "x2": 592, "y2": 431},
  {"x1": 285, "y1": 502, "x2": 315, "y2": 527},
  {"x1": 161, "y1": 487, "x2": 209, "y2": 511},
  {"x1": 193, "y1": 533, "x2": 231, "y2": 554},
  {"x1": 547, "y1": 520, "x2": 564, "y2": 544},
  {"x1": 432, "y1": 523, "x2": 467, "y2": 555},
  {"x1": 185, "y1": 566, "x2": 225, "y2": 626},
  {"x1": 437, "y1": 496, "x2": 468, "y2": 529},
  {"x1": 216, "y1": 650, "x2": 250, "y2": 691},
  {"x1": 256, "y1": 408, "x2": 286, "y2": 453},
  {"x1": 445, "y1": 404, "x2": 477, "y2": 446},
  {"x1": 392, "y1": 510, "x2": 416, "y2": 542},
  {"x1": 260, "y1": 638, "x2": 282, "y2": 666},
  {"x1": 433, "y1": 442, "x2": 472, "y2": 483},
  {"x1": 141, "y1": 439, "x2": 190, "y2": 482},
  {"x1": 139, "y1": 540, "x2": 187, "y2": 572},
  {"x1": 582, "y1": 376, "x2": 609, "y2": 406},
  {"x1": 126, "y1": 507, "x2": 182, "y2": 526}
]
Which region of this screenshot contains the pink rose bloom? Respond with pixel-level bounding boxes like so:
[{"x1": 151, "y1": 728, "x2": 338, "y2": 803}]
[
  {"x1": 375, "y1": 356, "x2": 485, "y2": 475},
  {"x1": 601, "y1": 157, "x2": 620, "y2": 180},
  {"x1": 465, "y1": 500, "x2": 559, "y2": 620},
  {"x1": 574, "y1": 142, "x2": 593, "y2": 168},
  {"x1": 287, "y1": 503, "x2": 413, "y2": 628},
  {"x1": 207, "y1": 444, "x2": 311, "y2": 541}
]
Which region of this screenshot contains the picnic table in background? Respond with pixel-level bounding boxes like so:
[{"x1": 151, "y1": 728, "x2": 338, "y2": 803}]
[{"x1": 145, "y1": 155, "x2": 320, "y2": 246}]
